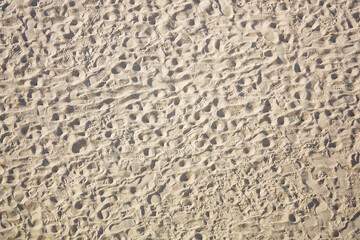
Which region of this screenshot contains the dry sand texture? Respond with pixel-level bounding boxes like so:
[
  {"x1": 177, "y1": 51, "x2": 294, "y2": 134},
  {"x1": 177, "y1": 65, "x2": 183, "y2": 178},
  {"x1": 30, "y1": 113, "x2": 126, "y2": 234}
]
[{"x1": 1, "y1": 0, "x2": 360, "y2": 239}]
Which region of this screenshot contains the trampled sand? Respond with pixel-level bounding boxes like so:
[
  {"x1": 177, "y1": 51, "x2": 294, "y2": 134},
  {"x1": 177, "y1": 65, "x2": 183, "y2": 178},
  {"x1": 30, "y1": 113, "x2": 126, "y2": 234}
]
[{"x1": 1, "y1": 0, "x2": 360, "y2": 239}]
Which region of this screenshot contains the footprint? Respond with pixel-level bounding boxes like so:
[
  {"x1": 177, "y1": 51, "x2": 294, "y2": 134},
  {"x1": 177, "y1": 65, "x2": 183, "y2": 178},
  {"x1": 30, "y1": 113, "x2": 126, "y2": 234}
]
[
  {"x1": 180, "y1": 172, "x2": 190, "y2": 182},
  {"x1": 262, "y1": 138, "x2": 270, "y2": 147},
  {"x1": 71, "y1": 139, "x2": 87, "y2": 153},
  {"x1": 132, "y1": 62, "x2": 141, "y2": 72},
  {"x1": 111, "y1": 62, "x2": 127, "y2": 74},
  {"x1": 216, "y1": 109, "x2": 226, "y2": 118},
  {"x1": 277, "y1": 116, "x2": 285, "y2": 125},
  {"x1": 75, "y1": 201, "x2": 83, "y2": 209}
]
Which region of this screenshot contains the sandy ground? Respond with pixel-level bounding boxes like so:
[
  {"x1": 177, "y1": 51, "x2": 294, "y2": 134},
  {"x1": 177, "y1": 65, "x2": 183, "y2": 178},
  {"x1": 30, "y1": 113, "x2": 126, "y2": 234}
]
[{"x1": 1, "y1": 0, "x2": 360, "y2": 239}]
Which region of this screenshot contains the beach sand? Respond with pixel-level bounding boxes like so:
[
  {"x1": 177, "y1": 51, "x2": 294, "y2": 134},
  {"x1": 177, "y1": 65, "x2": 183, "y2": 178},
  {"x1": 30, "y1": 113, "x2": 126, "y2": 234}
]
[{"x1": 1, "y1": 0, "x2": 360, "y2": 239}]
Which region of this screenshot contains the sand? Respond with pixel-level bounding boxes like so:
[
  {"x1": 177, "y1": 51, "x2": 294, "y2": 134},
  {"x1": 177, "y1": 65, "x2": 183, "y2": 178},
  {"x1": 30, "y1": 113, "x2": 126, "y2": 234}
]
[{"x1": 0, "y1": 0, "x2": 360, "y2": 239}]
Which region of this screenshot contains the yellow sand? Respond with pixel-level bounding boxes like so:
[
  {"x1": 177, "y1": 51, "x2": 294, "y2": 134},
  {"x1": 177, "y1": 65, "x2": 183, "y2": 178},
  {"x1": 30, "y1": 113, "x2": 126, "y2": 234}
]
[{"x1": 1, "y1": 0, "x2": 360, "y2": 239}]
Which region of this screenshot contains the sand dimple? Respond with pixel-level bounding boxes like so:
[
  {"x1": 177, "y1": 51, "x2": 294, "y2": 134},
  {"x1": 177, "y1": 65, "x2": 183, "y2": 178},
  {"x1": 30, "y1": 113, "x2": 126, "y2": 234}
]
[
  {"x1": 0, "y1": 0, "x2": 360, "y2": 239},
  {"x1": 71, "y1": 139, "x2": 87, "y2": 154}
]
